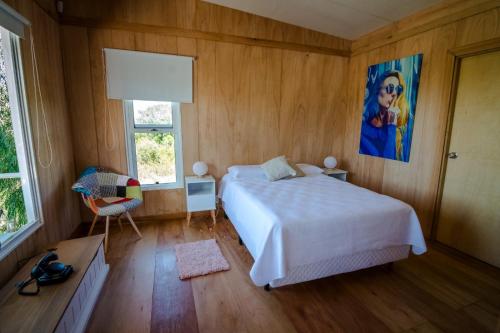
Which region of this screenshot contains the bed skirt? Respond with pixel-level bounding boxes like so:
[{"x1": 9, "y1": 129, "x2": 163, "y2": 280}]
[{"x1": 269, "y1": 245, "x2": 410, "y2": 288}]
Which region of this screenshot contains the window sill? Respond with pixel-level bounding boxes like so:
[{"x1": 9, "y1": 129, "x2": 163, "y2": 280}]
[
  {"x1": 141, "y1": 183, "x2": 184, "y2": 191},
  {"x1": 0, "y1": 220, "x2": 43, "y2": 261}
]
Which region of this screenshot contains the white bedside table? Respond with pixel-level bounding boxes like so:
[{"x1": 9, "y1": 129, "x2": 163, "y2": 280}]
[
  {"x1": 185, "y1": 175, "x2": 217, "y2": 226},
  {"x1": 323, "y1": 168, "x2": 348, "y2": 181}
]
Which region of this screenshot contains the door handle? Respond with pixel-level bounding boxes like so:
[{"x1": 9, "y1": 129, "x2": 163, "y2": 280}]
[{"x1": 448, "y1": 152, "x2": 458, "y2": 159}]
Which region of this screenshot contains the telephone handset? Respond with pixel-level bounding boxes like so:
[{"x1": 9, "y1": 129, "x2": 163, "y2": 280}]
[{"x1": 16, "y1": 251, "x2": 73, "y2": 296}]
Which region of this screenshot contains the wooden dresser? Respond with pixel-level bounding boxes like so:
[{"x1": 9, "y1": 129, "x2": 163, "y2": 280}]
[{"x1": 0, "y1": 235, "x2": 109, "y2": 333}]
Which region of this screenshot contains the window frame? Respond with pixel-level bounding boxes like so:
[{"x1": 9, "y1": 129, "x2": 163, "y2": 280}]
[
  {"x1": 123, "y1": 100, "x2": 184, "y2": 190},
  {"x1": 0, "y1": 27, "x2": 43, "y2": 260}
]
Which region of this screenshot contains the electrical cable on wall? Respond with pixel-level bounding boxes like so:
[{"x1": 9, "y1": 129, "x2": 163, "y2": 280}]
[
  {"x1": 101, "y1": 49, "x2": 116, "y2": 151},
  {"x1": 29, "y1": 28, "x2": 53, "y2": 169}
]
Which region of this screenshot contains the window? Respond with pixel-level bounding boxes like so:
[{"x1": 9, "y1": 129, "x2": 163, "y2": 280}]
[
  {"x1": 124, "y1": 100, "x2": 184, "y2": 190},
  {"x1": 0, "y1": 27, "x2": 42, "y2": 258}
]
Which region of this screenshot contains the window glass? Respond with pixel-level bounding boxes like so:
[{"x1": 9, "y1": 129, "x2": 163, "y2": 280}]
[
  {"x1": 0, "y1": 27, "x2": 41, "y2": 251},
  {"x1": 0, "y1": 178, "x2": 27, "y2": 234},
  {"x1": 0, "y1": 31, "x2": 19, "y2": 174},
  {"x1": 125, "y1": 100, "x2": 183, "y2": 190},
  {"x1": 0, "y1": 31, "x2": 28, "y2": 237},
  {"x1": 132, "y1": 100, "x2": 172, "y2": 126},
  {"x1": 134, "y1": 132, "x2": 176, "y2": 185}
]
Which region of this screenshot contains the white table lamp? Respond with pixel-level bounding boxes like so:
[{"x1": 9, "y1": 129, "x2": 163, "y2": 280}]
[
  {"x1": 324, "y1": 156, "x2": 337, "y2": 169},
  {"x1": 193, "y1": 161, "x2": 208, "y2": 177}
]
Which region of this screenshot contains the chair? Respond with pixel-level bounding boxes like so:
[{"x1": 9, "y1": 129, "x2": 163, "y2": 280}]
[{"x1": 72, "y1": 167, "x2": 143, "y2": 252}]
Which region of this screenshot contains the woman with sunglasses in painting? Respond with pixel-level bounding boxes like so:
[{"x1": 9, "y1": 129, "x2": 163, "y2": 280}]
[{"x1": 359, "y1": 70, "x2": 409, "y2": 161}]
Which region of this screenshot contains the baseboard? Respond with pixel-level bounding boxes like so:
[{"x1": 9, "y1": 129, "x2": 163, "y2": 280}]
[
  {"x1": 80, "y1": 211, "x2": 215, "y2": 224},
  {"x1": 134, "y1": 212, "x2": 187, "y2": 222}
]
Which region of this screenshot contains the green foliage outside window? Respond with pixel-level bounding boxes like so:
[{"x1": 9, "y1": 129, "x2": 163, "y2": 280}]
[
  {"x1": 0, "y1": 179, "x2": 26, "y2": 233},
  {"x1": 135, "y1": 132, "x2": 175, "y2": 184},
  {"x1": 132, "y1": 101, "x2": 176, "y2": 185}
]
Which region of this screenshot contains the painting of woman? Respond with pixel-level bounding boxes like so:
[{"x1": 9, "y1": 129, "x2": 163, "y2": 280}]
[{"x1": 359, "y1": 54, "x2": 423, "y2": 162}]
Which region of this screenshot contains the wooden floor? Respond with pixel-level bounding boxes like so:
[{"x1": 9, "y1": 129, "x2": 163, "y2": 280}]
[{"x1": 84, "y1": 215, "x2": 500, "y2": 333}]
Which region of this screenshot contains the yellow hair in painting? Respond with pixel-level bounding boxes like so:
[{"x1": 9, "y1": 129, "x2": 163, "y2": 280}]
[{"x1": 393, "y1": 72, "x2": 410, "y2": 161}]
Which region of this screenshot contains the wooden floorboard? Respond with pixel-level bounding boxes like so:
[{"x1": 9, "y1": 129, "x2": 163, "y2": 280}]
[
  {"x1": 83, "y1": 216, "x2": 500, "y2": 333},
  {"x1": 86, "y1": 222, "x2": 157, "y2": 333},
  {"x1": 151, "y1": 220, "x2": 198, "y2": 333}
]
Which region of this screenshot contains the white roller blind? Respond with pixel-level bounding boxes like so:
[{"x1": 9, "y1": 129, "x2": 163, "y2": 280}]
[
  {"x1": 0, "y1": 0, "x2": 29, "y2": 38},
  {"x1": 104, "y1": 48, "x2": 193, "y2": 103}
]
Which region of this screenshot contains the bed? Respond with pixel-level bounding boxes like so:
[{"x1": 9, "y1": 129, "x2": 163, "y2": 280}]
[{"x1": 218, "y1": 166, "x2": 427, "y2": 288}]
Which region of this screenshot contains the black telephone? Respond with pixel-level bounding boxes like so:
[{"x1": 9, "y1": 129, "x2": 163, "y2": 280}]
[{"x1": 16, "y1": 251, "x2": 73, "y2": 296}]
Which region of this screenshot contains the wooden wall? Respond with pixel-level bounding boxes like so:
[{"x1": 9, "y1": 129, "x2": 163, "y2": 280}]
[
  {"x1": 0, "y1": 0, "x2": 80, "y2": 286},
  {"x1": 58, "y1": 0, "x2": 351, "y2": 221},
  {"x1": 60, "y1": 0, "x2": 350, "y2": 52},
  {"x1": 342, "y1": 1, "x2": 500, "y2": 237},
  {"x1": 60, "y1": 0, "x2": 500, "y2": 235},
  {"x1": 60, "y1": 25, "x2": 348, "y2": 220}
]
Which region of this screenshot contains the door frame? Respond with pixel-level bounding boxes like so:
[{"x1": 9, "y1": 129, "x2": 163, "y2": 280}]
[{"x1": 430, "y1": 37, "x2": 500, "y2": 241}]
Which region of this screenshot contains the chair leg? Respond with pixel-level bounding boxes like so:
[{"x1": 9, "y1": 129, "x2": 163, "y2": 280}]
[
  {"x1": 88, "y1": 214, "x2": 99, "y2": 236},
  {"x1": 210, "y1": 210, "x2": 216, "y2": 227},
  {"x1": 105, "y1": 216, "x2": 110, "y2": 253},
  {"x1": 125, "y1": 211, "x2": 142, "y2": 238},
  {"x1": 117, "y1": 214, "x2": 123, "y2": 232}
]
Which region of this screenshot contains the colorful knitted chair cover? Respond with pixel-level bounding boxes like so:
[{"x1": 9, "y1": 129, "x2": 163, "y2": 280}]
[{"x1": 72, "y1": 167, "x2": 143, "y2": 216}]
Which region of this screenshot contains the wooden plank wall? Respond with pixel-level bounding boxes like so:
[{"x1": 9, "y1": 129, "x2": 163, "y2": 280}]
[
  {"x1": 60, "y1": 0, "x2": 500, "y2": 235},
  {"x1": 0, "y1": 0, "x2": 80, "y2": 286},
  {"x1": 342, "y1": 2, "x2": 500, "y2": 237},
  {"x1": 60, "y1": 26, "x2": 348, "y2": 220},
  {"x1": 60, "y1": 0, "x2": 351, "y2": 52}
]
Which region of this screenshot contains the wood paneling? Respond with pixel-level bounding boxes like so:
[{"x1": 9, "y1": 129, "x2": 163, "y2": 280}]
[
  {"x1": 61, "y1": 24, "x2": 348, "y2": 220},
  {"x1": 343, "y1": 5, "x2": 500, "y2": 237},
  {"x1": 61, "y1": 17, "x2": 350, "y2": 57},
  {"x1": 57, "y1": 0, "x2": 500, "y2": 242},
  {"x1": 60, "y1": 0, "x2": 351, "y2": 53},
  {"x1": 0, "y1": 0, "x2": 80, "y2": 285},
  {"x1": 280, "y1": 50, "x2": 347, "y2": 165},
  {"x1": 197, "y1": 39, "x2": 217, "y2": 177},
  {"x1": 85, "y1": 216, "x2": 500, "y2": 333},
  {"x1": 352, "y1": 0, "x2": 500, "y2": 55},
  {"x1": 213, "y1": 42, "x2": 283, "y2": 176},
  {"x1": 61, "y1": 26, "x2": 99, "y2": 174}
]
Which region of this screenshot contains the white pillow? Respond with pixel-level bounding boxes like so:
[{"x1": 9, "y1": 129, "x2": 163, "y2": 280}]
[
  {"x1": 297, "y1": 163, "x2": 324, "y2": 175},
  {"x1": 260, "y1": 156, "x2": 296, "y2": 181},
  {"x1": 227, "y1": 165, "x2": 266, "y2": 179}
]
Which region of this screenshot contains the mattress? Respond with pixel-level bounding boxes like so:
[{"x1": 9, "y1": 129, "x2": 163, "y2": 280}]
[{"x1": 219, "y1": 173, "x2": 427, "y2": 286}]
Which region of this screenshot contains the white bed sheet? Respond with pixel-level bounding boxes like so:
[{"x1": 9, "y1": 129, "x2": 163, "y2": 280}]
[{"x1": 219, "y1": 174, "x2": 427, "y2": 286}]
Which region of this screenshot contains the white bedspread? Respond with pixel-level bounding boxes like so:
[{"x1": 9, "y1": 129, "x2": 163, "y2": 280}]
[{"x1": 219, "y1": 174, "x2": 427, "y2": 286}]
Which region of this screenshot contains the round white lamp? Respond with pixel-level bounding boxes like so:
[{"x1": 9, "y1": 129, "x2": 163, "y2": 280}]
[
  {"x1": 192, "y1": 161, "x2": 208, "y2": 177},
  {"x1": 324, "y1": 156, "x2": 337, "y2": 169}
]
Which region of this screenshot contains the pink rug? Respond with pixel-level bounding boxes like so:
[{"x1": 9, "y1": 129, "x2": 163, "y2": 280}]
[{"x1": 174, "y1": 239, "x2": 230, "y2": 280}]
